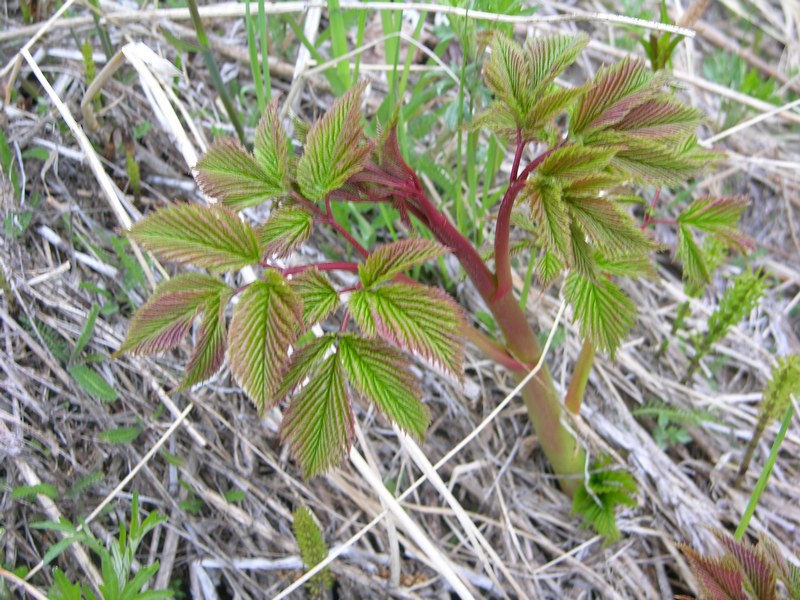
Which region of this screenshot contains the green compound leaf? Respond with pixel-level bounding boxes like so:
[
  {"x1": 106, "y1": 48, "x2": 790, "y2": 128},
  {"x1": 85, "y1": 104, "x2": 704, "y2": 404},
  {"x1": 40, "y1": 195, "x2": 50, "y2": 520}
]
[
  {"x1": 483, "y1": 32, "x2": 533, "y2": 125},
  {"x1": 538, "y1": 145, "x2": 617, "y2": 180},
  {"x1": 180, "y1": 286, "x2": 233, "y2": 390},
  {"x1": 228, "y1": 271, "x2": 303, "y2": 411},
  {"x1": 566, "y1": 196, "x2": 654, "y2": 259},
  {"x1": 195, "y1": 135, "x2": 287, "y2": 211},
  {"x1": 129, "y1": 204, "x2": 260, "y2": 271},
  {"x1": 564, "y1": 272, "x2": 636, "y2": 358},
  {"x1": 678, "y1": 196, "x2": 749, "y2": 250},
  {"x1": 277, "y1": 334, "x2": 339, "y2": 401},
  {"x1": 612, "y1": 96, "x2": 702, "y2": 141},
  {"x1": 280, "y1": 352, "x2": 354, "y2": 477},
  {"x1": 359, "y1": 238, "x2": 447, "y2": 289},
  {"x1": 523, "y1": 175, "x2": 571, "y2": 262},
  {"x1": 526, "y1": 33, "x2": 590, "y2": 96},
  {"x1": 572, "y1": 57, "x2": 662, "y2": 135},
  {"x1": 253, "y1": 99, "x2": 292, "y2": 198},
  {"x1": 339, "y1": 334, "x2": 430, "y2": 440},
  {"x1": 677, "y1": 224, "x2": 710, "y2": 290},
  {"x1": 297, "y1": 82, "x2": 375, "y2": 201},
  {"x1": 571, "y1": 459, "x2": 637, "y2": 543},
  {"x1": 117, "y1": 274, "x2": 230, "y2": 356},
  {"x1": 258, "y1": 205, "x2": 315, "y2": 259},
  {"x1": 69, "y1": 365, "x2": 118, "y2": 403},
  {"x1": 608, "y1": 136, "x2": 711, "y2": 186},
  {"x1": 290, "y1": 269, "x2": 340, "y2": 326},
  {"x1": 348, "y1": 283, "x2": 464, "y2": 379}
]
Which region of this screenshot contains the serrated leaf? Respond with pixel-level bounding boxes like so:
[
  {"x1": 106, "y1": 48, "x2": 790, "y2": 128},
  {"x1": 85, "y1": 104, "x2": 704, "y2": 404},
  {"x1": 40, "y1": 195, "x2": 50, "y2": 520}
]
[
  {"x1": 129, "y1": 204, "x2": 260, "y2": 271},
  {"x1": 715, "y1": 533, "x2": 777, "y2": 600},
  {"x1": 12, "y1": 483, "x2": 59, "y2": 501},
  {"x1": 290, "y1": 269, "x2": 339, "y2": 325},
  {"x1": 281, "y1": 353, "x2": 354, "y2": 477},
  {"x1": 613, "y1": 96, "x2": 701, "y2": 141},
  {"x1": 258, "y1": 205, "x2": 314, "y2": 259},
  {"x1": 524, "y1": 175, "x2": 571, "y2": 261},
  {"x1": 180, "y1": 287, "x2": 232, "y2": 390},
  {"x1": 348, "y1": 283, "x2": 464, "y2": 378},
  {"x1": 228, "y1": 271, "x2": 303, "y2": 410},
  {"x1": 572, "y1": 58, "x2": 661, "y2": 135},
  {"x1": 297, "y1": 83, "x2": 374, "y2": 201},
  {"x1": 678, "y1": 196, "x2": 748, "y2": 249},
  {"x1": 483, "y1": 33, "x2": 532, "y2": 125},
  {"x1": 339, "y1": 334, "x2": 429, "y2": 439},
  {"x1": 195, "y1": 137, "x2": 286, "y2": 211},
  {"x1": 537, "y1": 250, "x2": 564, "y2": 288},
  {"x1": 69, "y1": 365, "x2": 118, "y2": 402},
  {"x1": 117, "y1": 274, "x2": 229, "y2": 356},
  {"x1": 566, "y1": 196, "x2": 654, "y2": 258},
  {"x1": 681, "y1": 546, "x2": 748, "y2": 600},
  {"x1": 564, "y1": 272, "x2": 636, "y2": 357},
  {"x1": 609, "y1": 136, "x2": 711, "y2": 185},
  {"x1": 538, "y1": 145, "x2": 617, "y2": 180},
  {"x1": 677, "y1": 225, "x2": 710, "y2": 289},
  {"x1": 526, "y1": 33, "x2": 589, "y2": 95},
  {"x1": 359, "y1": 238, "x2": 447, "y2": 288},
  {"x1": 253, "y1": 99, "x2": 292, "y2": 196},
  {"x1": 596, "y1": 252, "x2": 658, "y2": 279},
  {"x1": 569, "y1": 223, "x2": 598, "y2": 279},
  {"x1": 523, "y1": 86, "x2": 585, "y2": 137},
  {"x1": 276, "y1": 334, "x2": 339, "y2": 400}
]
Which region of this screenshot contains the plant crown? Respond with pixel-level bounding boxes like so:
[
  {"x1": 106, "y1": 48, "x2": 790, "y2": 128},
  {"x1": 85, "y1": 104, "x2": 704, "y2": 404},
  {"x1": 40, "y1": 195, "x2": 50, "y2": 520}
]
[{"x1": 118, "y1": 32, "x2": 746, "y2": 477}]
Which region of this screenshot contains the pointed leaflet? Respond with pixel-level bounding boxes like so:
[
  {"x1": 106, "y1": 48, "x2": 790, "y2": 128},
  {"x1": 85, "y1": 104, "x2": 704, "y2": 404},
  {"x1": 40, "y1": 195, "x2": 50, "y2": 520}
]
[
  {"x1": 348, "y1": 283, "x2": 464, "y2": 378},
  {"x1": 280, "y1": 352, "x2": 354, "y2": 477},
  {"x1": 180, "y1": 286, "x2": 232, "y2": 390},
  {"x1": 526, "y1": 33, "x2": 589, "y2": 95},
  {"x1": 290, "y1": 269, "x2": 340, "y2": 326},
  {"x1": 339, "y1": 334, "x2": 430, "y2": 439},
  {"x1": 359, "y1": 238, "x2": 447, "y2": 288},
  {"x1": 297, "y1": 83, "x2": 374, "y2": 201},
  {"x1": 564, "y1": 272, "x2": 636, "y2": 357},
  {"x1": 538, "y1": 145, "x2": 617, "y2": 180},
  {"x1": 566, "y1": 196, "x2": 654, "y2": 258},
  {"x1": 228, "y1": 271, "x2": 303, "y2": 411},
  {"x1": 483, "y1": 33, "x2": 532, "y2": 125},
  {"x1": 571, "y1": 58, "x2": 661, "y2": 135},
  {"x1": 258, "y1": 205, "x2": 314, "y2": 259},
  {"x1": 609, "y1": 136, "x2": 711, "y2": 185},
  {"x1": 276, "y1": 334, "x2": 339, "y2": 400},
  {"x1": 117, "y1": 274, "x2": 230, "y2": 356},
  {"x1": 715, "y1": 533, "x2": 777, "y2": 600},
  {"x1": 612, "y1": 96, "x2": 701, "y2": 141},
  {"x1": 678, "y1": 196, "x2": 749, "y2": 250},
  {"x1": 677, "y1": 225, "x2": 710, "y2": 290},
  {"x1": 681, "y1": 546, "x2": 748, "y2": 600},
  {"x1": 195, "y1": 117, "x2": 289, "y2": 211},
  {"x1": 524, "y1": 86, "x2": 585, "y2": 137},
  {"x1": 129, "y1": 204, "x2": 260, "y2": 271},
  {"x1": 537, "y1": 250, "x2": 564, "y2": 288},
  {"x1": 524, "y1": 175, "x2": 571, "y2": 261}
]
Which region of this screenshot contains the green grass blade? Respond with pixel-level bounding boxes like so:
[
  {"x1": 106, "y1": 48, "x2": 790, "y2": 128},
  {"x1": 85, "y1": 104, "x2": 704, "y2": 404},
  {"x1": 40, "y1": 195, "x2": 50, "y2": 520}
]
[
  {"x1": 246, "y1": 0, "x2": 265, "y2": 114},
  {"x1": 258, "y1": 0, "x2": 272, "y2": 102},
  {"x1": 327, "y1": 0, "x2": 352, "y2": 88}
]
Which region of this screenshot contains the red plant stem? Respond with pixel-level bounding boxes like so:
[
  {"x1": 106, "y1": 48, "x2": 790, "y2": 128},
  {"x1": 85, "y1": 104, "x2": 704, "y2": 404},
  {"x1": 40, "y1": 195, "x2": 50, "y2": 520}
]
[
  {"x1": 564, "y1": 338, "x2": 596, "y2": 415},
  {"x1": 326, "y1": 196, "x2": 369, "y2": 258},
  {"x1": 510, "y1": 128, "x2": 524, "y2": 182},
  {"x1": 280, "y1": 261, "x2": 359, "y2": 277},
  {"x1": 640, "y1": 188, "x2": 661, "y2": 230},
  {"x1": 460, "y1": 323, "x2": 529, "y2": 371},
  {"x1": 291, "y1": 191, "x2": 326, "y2": 217},
  {"x1": 494, "y1": 140, "x2": 566, "y2": 301}
]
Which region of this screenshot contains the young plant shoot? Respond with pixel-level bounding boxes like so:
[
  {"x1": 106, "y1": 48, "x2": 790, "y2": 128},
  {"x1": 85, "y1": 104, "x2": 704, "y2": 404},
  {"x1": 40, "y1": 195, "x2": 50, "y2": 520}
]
[{"x1": 117, "y1": 32, "x2": 746, "y2": 512}]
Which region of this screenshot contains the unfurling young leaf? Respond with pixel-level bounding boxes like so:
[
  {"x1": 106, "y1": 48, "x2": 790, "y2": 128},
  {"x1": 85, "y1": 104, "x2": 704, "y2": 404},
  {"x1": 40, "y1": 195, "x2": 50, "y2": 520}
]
[
  {"x1": 339, "y1": 334, "x2": 430, "y2": 439},
  {"x1": 678, "y1": 196, "x2": 749, "y2": 250},
  {"x1": 677, "y1": 225, "x2": 711, "y2": 290},
  {"x1": 116, "y1": 274, "x2": 230, "y2": 356},
  {"x1": 564, "y1": 272, "x2": 636, "y2": 358},
  {"x1": 228, "y1": 271, "x2": 302, "y2": 410},
  {"x1": 349, "y1": 283, "x2": 464, "y2": 378},
  {"x1": 129, "y1": 204, "x2": 260, "y2": 271},
  {"x1": 258, "y1": 205, "x2": 314, "y2": 259},
  {"x1": 358, "y1": 238, "x2": 447, "y2": 288},
  {"x1": 290, "y1": 269, "x2": 340, "y2": 326},
  {"x1": 297, "y1": 82, "x2": 375, "y2": 201}
]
